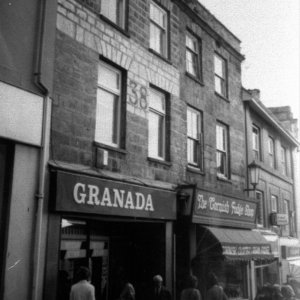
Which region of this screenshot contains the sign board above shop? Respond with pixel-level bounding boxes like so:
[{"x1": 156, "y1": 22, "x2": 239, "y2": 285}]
[
  {"x1": 192, "y1": 190, "x2": 257, "y2": 229},
  {"x1": 52, "y1": 171, "x2": 177, "y2": 220}
]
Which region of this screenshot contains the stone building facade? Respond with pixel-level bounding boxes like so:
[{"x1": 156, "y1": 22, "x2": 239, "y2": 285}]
[
  {"x1": 43, "y1": 1, "x2": 278, "y2": 300},
  {"x1": 243, "y1": 89, "x2": 299, "y2": 288}
]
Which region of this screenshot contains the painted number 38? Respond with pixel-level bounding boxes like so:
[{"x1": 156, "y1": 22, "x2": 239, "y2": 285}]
[{"x1": 129, "y1": 80, "x2": 148, "y2": 110}]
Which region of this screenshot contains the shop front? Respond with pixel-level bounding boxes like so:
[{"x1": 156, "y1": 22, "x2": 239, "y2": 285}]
[
  {"x1": 176, "y1": 188, "x2": 274, "y2": 300},
  {"x1": 281, "y1": 238, "x2": 300, "y2": 293},
  {"x1": 44, "y1": 169, "x2": 177, "y2": 300}
]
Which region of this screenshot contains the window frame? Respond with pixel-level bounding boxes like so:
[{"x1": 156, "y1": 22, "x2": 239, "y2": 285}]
[
  {"x1": 187, "y1": 106, "x2": 203, "y2": 170},
  {"x1": 95, "y1": 60, "x2": 126, "y2": 149},
  {"x1": 280, "y1": 146, "x2": 288, "y2": 176},
  {"x1": 282, "y1": 199, "x2": 290, "y2": 236},
  {"x1": 100, "y1": 0, "x2": 127, "y2": 29},
  {"x1": 252, "y1": 125, "x2": 261, "y2": 161},
  {"x1": 255, "y1": 190, "x2": 265, "y2": 227},
  {"x1": 148, "y1": 86, "x2": 168, "y2": 161},
  {"x1": 216, "y1": 122, "x2": 229, "y2": 179},
  {"x1": 78, "y1": 0, "x2": 128, "y2": 31},
  {"x1": 214, "y1": 53, "x2": 228, "y2": 98},
  {"x1": 185, "y1": 31, "x2": 202, "y2": 81},
  {"x1": 149, "y1": 1, "x2": 169, "y2": 59},
  {"x1": 268, "y1": 136, "x2": 276, "y2": 169},
  {"x1": 271, "y1": 195, "x2": 278, "y2": 213}
]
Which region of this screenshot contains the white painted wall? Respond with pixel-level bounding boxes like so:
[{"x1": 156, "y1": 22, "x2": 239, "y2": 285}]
[{"x1": 0, "y1": 82, "x2": 43, "y2": 146}]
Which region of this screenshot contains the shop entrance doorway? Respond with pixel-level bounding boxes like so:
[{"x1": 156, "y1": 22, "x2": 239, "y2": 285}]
[{"x1": 57, "y1": 218, "x2": 166, "y2": 300}]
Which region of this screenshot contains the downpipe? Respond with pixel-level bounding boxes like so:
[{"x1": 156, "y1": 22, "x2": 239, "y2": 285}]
[{"x1": 31, "y1": 96, "x2": 51, "y2": 300}]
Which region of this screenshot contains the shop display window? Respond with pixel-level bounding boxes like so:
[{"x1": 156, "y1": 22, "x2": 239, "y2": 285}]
[
  {"x1": 223, "y1": 262, "x2": 248, "y2": 299},
  {"x1": 56, "y1": 218, "x2": 166, "y2": 300}
]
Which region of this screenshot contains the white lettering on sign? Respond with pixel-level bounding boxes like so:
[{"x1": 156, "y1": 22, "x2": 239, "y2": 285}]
[
  {"x1": 73, "y1": 183, "x2": 154, "y2": 211},
  {"x1": 209, "y1": 198, "x2": 230, "y2": 214},
  {"x1": 196, "y1": 194, "x2": 255, "y2": 218},
  {"x1": 231, "y1": 201, "x2": 244, "y2": 216}
]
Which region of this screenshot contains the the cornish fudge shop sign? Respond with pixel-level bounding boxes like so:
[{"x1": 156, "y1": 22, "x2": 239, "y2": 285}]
[
  {"x1": 192, "y1": 190, "x2": 257, "y2": 227},
  {"x1": 53, "y1": 171, "x2": 176, "y2": 220}
]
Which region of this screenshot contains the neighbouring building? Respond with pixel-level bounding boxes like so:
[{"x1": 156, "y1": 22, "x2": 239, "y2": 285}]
[
  {"x1": 0, "y1": 1, "x2": 56, "y2": 299},
  {"x1": 243, "y1": 89, "x2": 300, "y2": 290},
  {"x1": 174, "y1": 2, "x2": 274, "y2": 300}
]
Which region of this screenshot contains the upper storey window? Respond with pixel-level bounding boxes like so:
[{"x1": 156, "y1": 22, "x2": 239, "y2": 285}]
[
  {"x1": 280, "y1": 146, "x2": 288, "y2": 176},
  {"x1": 150, "y1": 1, "x2": 168, "y2": 58},
  {"x1": 148, "y1": 87, "x2": 167, "y2": 160},
  {"x1": 101, "y1": 0, "x2": 126, "y2": 29},
  {"x1": 216, "y1": 122, "x2": 229, "y2": 178},
  {"x1": 187, "y1": 106, "x2": 203, "y2": 170},
  {"x1": 80, "y1": 0, "x2": 127, "y2": 30},
  {"x1": 214, "y1": 53, "x2": 227, "y2": 98},
  {"x1": 186, "y1": 32, "x2": 202, "y2": 80},
  {"x1": 252, "y1": 125, "x2": 261, "y2": 161},
  {"x1": 95, "y1": 61, "x2": 122, "y2": 147},
  {"x1": 268, "y1": 136, "x2": 276, "y2": 169}
]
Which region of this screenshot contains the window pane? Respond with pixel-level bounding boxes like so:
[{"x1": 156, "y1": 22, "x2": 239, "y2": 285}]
[
  {"x1": 95, "y1": 89, "x2": 119, "y2": 145},
  {"x1": 98, "y1": 63, "x2": 120, "y2": 91},
  {"x1": 186, "y1": 50, "x2": 197, "y2": 76},
  {"x1": 148, "y1": 111, "x2": 164, "y2": 158},
  {"x1": 271, "y1": 195, "x2": 277, "y2": 212},
  {"x1": 217, "y1": 151, "x2": 226, "y2": 175},
  {"x1": 188, "y1": 138, "x2": 198, "y2": 164},
  {"x1": 149, "y1": 89, "x2": 165, "y2": 113},
  {"x1": 186, "y1": 35, "x2": 196, "y2": 52},
  {"x1": 150, "y1": 2, "x2": 166, "y2": 28},
  {"x1": 101, "y1": 0, "x2": 124, "y2": 27},
  {"x1": 215, "y1": 77, "x2": 222, "y2": 95},
  {"x1": 216, "y1": 125, "x2": 226, "y2": 151},
  {"x1": 150, "y1": 24, "x2": 163, "y2": 54},
  {"x1": 214, "y1": 55, "x2": 224, "y2": 77}
]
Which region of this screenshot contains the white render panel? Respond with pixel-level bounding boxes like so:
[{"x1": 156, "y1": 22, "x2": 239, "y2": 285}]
[{"x1": 0, "y1": 82, "x2": 43, "y2": 146}]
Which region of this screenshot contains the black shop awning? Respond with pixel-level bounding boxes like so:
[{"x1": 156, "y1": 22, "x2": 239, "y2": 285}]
[{"x1": 195, "y1": 226, "x2": 274, "y2": 262}]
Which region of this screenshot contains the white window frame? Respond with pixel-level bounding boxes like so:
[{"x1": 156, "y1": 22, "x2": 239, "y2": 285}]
[
  {"x1": 100, "y1": 0, "x2": 126, "y2": 29},
  {"x1": 187, "y1": 106, "x2": 203, "y2": 169},
  {"x1": 95, "y1": 61, "x2": 122, "y2": 147},
  {"x1": 252, "y1": 125, "x2": 261, "y2": 161},
  {"x1": 149, "y1": 1, "x2": 168, "y2": 57},
  {"x1": 216, "y1": 122, "x2": 229, "y2": 178},
  {"x1": 268, "y1": 136, "x2": 275, "y2": 168},
  {"x1": 255, "y1": 190, "x2": 265, "y2": 227},
  {"x1": 186, "y1": 32, "x2": 201, "y2": 78},
  {"x1": 214, "y1": 53, "x2": 227, "y2": 98},
  {"x1": 148, "y1": 87, "x2": 166, "y2": 160},
  {"x1": 271, "y1": 195, "x2": 278, "y2": 212}
]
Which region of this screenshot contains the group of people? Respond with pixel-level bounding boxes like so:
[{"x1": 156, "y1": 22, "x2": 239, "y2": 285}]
[
  {"x1": 255, "y1": 283, "x2": 298, "y2": 300},
  {"x1": 68, "y1": 267, "x2": 227, "y2": 300}
]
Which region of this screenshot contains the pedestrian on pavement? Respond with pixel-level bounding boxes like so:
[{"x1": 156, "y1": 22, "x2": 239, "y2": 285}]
[
  {"x1": 272, "y1": 284, "x2": 283, "y2": 300},
  {"x1": 150, "y1": 274, "x2": 172, "y2": 300},
  {"x1": 180, "y1": 275, "x2": 202, "y2": 300},
  {"x1": 70, "y1": 266, "x2": 95, "y2": 300},
  {"x1": 206, "y1": 273, "x2": 228, "y2": 300},
  {"x1": 118, "y1": 276, "x2": 135, "y2": 300},
  {"x1": 281, "y1": 284, "x2": 296, "y2": 300}
]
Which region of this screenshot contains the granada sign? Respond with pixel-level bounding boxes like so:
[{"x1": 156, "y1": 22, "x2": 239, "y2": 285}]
[
  {"x1": 192, "y1": 190, "x2": 257, "y2": 227},
  {"x1": 53, "y1": 171, "x2": 176, "y2": 220}
]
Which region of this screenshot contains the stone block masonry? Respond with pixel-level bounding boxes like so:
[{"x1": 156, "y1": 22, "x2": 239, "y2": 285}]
[{"x1": 53, "y1": 0, "x2": 187, "y2": 183}]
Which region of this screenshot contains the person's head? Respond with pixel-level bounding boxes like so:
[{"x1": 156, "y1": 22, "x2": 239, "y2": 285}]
[
  {"x1": 186, "y1": 275, "x2": 198, "y2": 289},
  {"x1": 76, "y1": 266, "x2": 91, "y2": 281},
  {"x1": 153, "y1": 275, "x2": 163, "y2": 289},
  {"x1": 207, "y1": 272, "x2": 218, "y2": 289}
]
